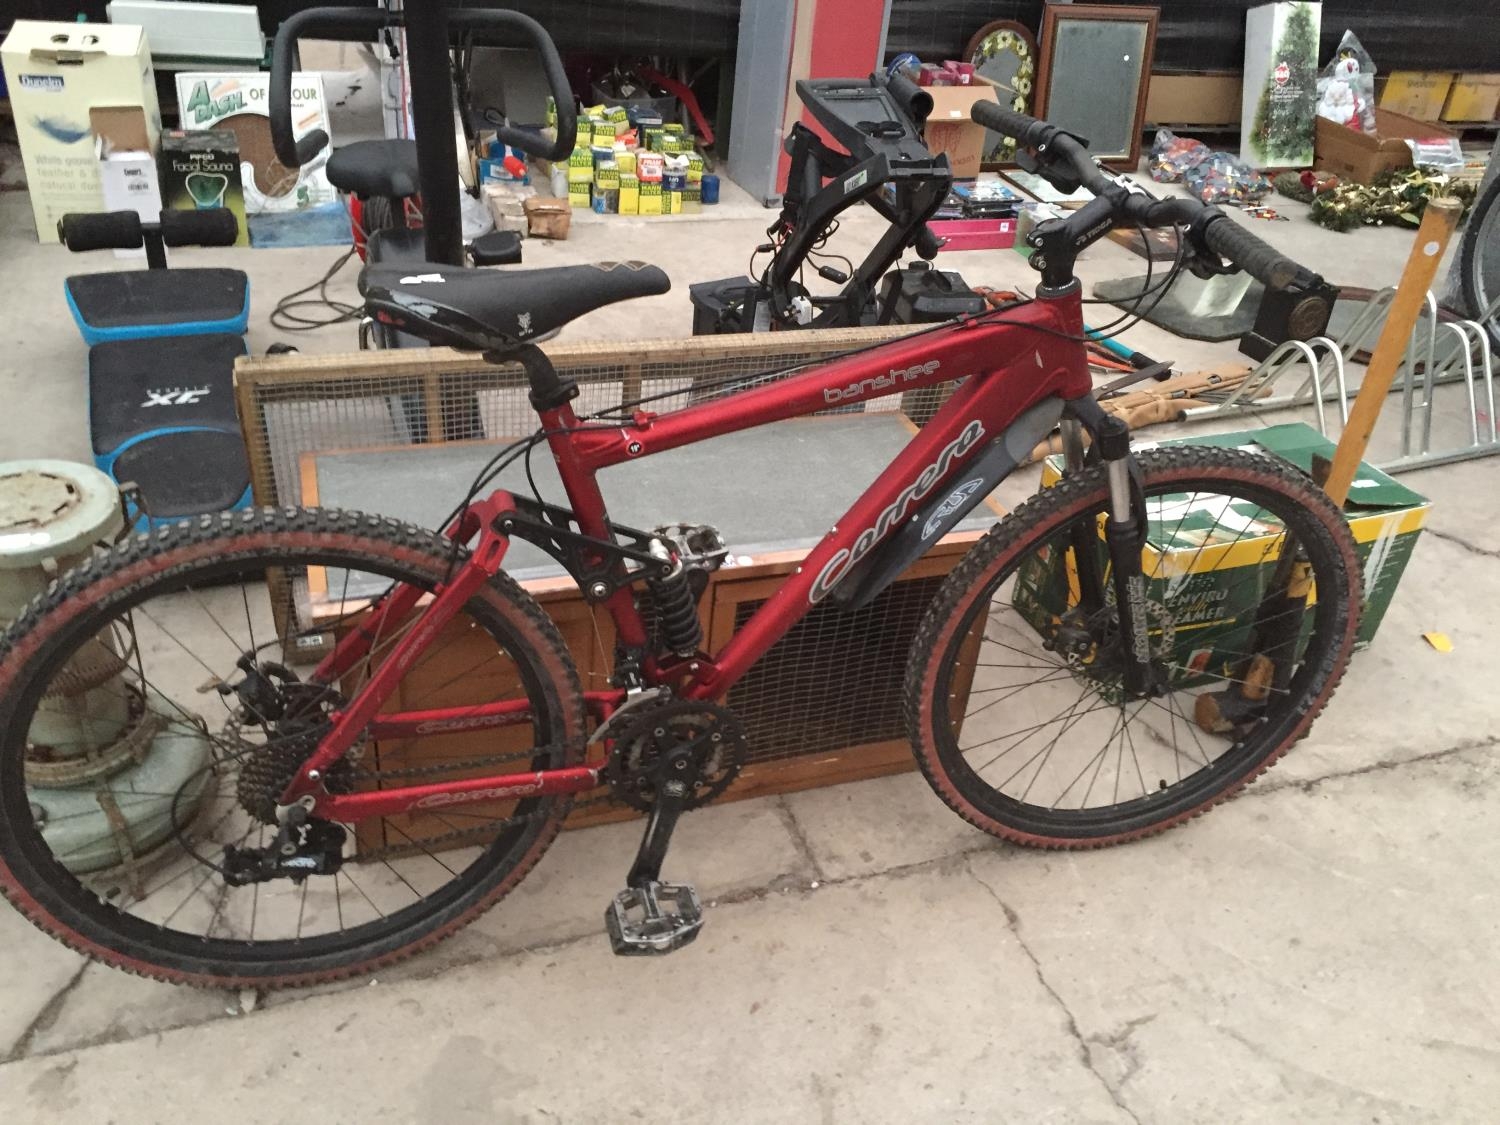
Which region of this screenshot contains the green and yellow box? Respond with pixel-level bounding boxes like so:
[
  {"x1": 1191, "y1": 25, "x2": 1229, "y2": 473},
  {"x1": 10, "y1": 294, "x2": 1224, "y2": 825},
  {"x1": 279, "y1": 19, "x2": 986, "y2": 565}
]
[
  {"x1": 567, "y1": 145, "x2": 593, "y2": 183},
  {"x1": 686, "y1": 152, "x2": 705, "y2": 183},
  {"x1": 1013, "y1": 423, "x2": 1429, "y2": 682},
  {"x1": 619, "y1": 173, "x2": 640, "y2": 215},
  {"x1": 638, "y1": 180, "x2": 662, "y2": 215}
]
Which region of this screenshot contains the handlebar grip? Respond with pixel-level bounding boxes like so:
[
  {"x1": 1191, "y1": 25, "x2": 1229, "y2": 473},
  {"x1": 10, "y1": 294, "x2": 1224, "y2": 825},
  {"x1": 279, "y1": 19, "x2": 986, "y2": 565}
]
[
  {"x1": 160, "y1": 208, "x2": 240, "y2": 248},
  {"x1": 887, "y1": 71, "x2": 933, "y2": 128},
  {"x1": 1199, "y1": 213, "x2": 1300, "y2": 290},
  {"x1": 915, "y1": 225, "x2": 944, "y2": 260},
  {"x1": 270, "y1": 7, "x2": 390, "y2": 169},
  {"x1": 969, "y1": 100, "x2": 1050, "y2": 148},
  {"x1": 452, "y1": 10, "x2": 577, "y2": 159},
  {"x1": 57, "y1": 211, "x2": 143, "y2": 252}
]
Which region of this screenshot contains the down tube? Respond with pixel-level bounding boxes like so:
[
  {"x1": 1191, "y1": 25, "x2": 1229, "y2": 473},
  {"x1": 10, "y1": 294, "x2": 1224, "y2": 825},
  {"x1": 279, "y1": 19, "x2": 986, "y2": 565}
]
[{"x1": 683, "y1": 370, "x2": 1048, "y2": 701}]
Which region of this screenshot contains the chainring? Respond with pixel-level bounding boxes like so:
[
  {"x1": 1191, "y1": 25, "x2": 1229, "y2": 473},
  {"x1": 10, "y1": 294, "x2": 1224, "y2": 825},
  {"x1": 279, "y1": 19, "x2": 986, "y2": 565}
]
[{"x1": 605, "y1": 700, "x2": 748, "y2": 812}]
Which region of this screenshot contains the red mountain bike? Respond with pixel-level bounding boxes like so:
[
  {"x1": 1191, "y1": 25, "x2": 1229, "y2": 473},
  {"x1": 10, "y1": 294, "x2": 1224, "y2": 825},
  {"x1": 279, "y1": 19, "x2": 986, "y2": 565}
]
[{"x1": 0, "y1": 105, "x2": 1360, "y2": 987}]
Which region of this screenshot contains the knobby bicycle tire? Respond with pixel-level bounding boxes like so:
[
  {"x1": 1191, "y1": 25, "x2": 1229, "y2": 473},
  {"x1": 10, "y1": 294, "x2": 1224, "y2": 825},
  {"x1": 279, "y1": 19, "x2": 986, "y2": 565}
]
[
  {"x1": 0, "y1": 508, "x2": 586, "y2": 988},
  {"x1": 904, "y1": 445, "x2": 1362, "y2": 847}
]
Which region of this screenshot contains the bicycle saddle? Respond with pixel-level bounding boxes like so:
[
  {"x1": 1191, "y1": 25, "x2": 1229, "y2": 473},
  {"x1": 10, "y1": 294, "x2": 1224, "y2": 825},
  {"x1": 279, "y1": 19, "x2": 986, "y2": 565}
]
[
  {"x1": 327, "y1": 139, "x2": 422, "y2": 200},
  {"x1": 359, "y1": 261, "x2": 671, "y2": 351}
]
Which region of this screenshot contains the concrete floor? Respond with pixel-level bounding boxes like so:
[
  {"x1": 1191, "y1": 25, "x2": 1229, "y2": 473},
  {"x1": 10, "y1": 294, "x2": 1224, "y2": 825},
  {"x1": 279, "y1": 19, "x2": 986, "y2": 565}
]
[{"x1": 2, "y1": 156, "x2": 1499, "y2": 1123}]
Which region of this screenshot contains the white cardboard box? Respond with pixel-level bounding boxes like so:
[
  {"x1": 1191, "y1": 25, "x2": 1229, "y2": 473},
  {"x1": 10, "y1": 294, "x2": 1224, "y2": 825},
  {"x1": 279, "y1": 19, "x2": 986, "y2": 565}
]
[
  {"x1": 93, "y1": 105, "x2": 162, "y2": 259},
  {"x1": 174, "y1": 71, "x2": 336, "y2": 213},
  {"x1": 1240, "y1": 2, "x2": 1322, "y2": 169},
  {"x1": 0, "y1": 21, "x2": 161, "y2": 241}
]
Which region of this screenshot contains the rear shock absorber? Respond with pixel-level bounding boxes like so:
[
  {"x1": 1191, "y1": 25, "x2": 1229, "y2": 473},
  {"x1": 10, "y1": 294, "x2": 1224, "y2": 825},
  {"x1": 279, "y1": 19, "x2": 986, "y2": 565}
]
[{"x1": 646, "y1": 541, "x2": 703, "y2": 658}]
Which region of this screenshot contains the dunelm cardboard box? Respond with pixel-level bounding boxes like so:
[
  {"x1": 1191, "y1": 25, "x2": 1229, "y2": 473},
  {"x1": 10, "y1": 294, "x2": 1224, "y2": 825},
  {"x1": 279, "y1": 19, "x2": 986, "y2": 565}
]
[
  {"x1": 159, "y1": 129, "x2": 248, "y2": 246},
  {"x1": 1, "y1": 20, "x2": 162, "y2": 241}
]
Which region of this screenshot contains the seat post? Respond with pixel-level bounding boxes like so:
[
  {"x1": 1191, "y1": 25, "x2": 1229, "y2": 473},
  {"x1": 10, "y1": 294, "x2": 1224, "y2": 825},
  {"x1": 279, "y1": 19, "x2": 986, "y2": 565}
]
[{"x1": 495, "y1": 344, "x2": 579, "y2": 412}]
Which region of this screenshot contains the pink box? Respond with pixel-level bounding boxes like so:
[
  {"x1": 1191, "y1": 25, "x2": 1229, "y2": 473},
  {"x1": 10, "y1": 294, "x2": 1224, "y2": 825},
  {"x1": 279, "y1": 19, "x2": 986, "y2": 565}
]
[{"x1": 931, "y1": 217, "x2": 1016, "y2": 251}]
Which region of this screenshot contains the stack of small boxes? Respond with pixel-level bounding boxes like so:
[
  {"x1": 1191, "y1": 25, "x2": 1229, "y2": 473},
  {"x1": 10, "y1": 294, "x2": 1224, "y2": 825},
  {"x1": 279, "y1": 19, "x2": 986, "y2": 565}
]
[{"x1": 570, "y1": 104, "x2": 705, "y2": 216}]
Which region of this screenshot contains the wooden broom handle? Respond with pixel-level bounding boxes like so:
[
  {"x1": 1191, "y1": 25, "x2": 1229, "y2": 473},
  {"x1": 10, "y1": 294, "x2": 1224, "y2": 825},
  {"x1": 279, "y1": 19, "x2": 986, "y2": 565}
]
[{"x1": 1321, "y1": 198, "x2": 1463, "y2": 507}]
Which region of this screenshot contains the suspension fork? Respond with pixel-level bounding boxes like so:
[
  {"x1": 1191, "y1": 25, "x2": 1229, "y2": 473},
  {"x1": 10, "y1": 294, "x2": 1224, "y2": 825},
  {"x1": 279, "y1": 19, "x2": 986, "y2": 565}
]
[{"x1": 1064, "y1": 400, "x2": 1157, "y2": 698}]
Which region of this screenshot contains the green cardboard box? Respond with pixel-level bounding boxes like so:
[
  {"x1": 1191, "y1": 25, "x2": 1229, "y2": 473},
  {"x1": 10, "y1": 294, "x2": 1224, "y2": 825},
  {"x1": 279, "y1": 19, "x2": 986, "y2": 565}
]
[
  {"x1": 1013, "y1": 423, "x2": 1429, "y2": 690},
  {"x1": 158, "y1": 129, "x2": 248, "y2": 246}
]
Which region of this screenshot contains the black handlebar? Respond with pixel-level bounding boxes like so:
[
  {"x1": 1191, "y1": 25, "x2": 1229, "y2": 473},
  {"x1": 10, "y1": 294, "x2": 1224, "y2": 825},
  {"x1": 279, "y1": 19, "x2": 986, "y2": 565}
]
[
  {"x1": 455, "y1": 10, "x2": 576, "y2": 162},
  {"x1": 970, "y1": 101, "x2": 1302, "y2": 291},
  {"x1": 269, "y1": 7, "x2": 390, "y2": 169},
  {"x1": 270, "y1": 7, "x2": 577, "y2": 171}
]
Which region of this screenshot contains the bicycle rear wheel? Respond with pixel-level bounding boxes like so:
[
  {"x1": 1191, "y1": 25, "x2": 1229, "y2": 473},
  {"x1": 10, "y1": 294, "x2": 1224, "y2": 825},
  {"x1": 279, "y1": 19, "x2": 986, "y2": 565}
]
[
  {"x1": 1459, "y1": 170, "x2": 1500, "y2": 348},
  {"x1": 905, "y1": 445, "x2": 1361, "y2": 847},
  {"x1": 0, "y1": 509, "x2": 585, "y2": 987}
]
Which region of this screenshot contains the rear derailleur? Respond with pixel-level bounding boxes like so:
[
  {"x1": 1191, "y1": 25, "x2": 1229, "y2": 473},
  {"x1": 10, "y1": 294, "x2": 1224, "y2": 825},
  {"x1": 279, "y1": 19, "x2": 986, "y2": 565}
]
[
  {"x1": 222, "y1": 800, "x2": 347, "y2": 887},
  {"x1": 602, "y1": 700, "x2": 747, "y2": 955}
]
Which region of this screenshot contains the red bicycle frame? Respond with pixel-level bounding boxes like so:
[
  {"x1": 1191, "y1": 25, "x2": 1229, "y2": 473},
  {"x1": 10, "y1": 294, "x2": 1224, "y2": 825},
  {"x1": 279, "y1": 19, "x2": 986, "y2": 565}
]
[{"x1": 289, "y1": 287, "x2": 1093, "y2": 820}]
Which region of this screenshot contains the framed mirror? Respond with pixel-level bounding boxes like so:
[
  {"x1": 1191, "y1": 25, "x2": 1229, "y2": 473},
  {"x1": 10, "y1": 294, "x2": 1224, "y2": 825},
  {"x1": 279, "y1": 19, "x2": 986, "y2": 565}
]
[
  {"x1": 1034, "y1": 3, "x2": 1159, "y2": 169},
  {"x1": 966, "y1": 19, "x2": 1038, "y2": 167}
]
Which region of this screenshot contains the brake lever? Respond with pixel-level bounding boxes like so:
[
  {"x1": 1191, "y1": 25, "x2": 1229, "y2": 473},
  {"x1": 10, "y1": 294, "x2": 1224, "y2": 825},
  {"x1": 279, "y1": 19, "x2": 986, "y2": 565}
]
[{"x1": 1015, "y1": 149, "x2": 1081, "y2": 195}]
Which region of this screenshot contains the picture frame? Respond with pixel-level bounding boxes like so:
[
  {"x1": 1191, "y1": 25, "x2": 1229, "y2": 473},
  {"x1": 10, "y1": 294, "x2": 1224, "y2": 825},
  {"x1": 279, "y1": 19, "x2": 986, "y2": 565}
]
[
  {"x1": 964, "y1": 19, "x2": 1038, "y2": 167},
  {"x1": 1033, "y1": 3, "x2": 1159, "y2": 169}
]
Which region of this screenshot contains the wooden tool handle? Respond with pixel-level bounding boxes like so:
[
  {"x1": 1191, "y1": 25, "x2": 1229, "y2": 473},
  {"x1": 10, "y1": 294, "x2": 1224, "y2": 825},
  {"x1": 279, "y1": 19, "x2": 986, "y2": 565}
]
[{"x1": 1321, "y1": 198, "x2": 1463, "y2": 507}]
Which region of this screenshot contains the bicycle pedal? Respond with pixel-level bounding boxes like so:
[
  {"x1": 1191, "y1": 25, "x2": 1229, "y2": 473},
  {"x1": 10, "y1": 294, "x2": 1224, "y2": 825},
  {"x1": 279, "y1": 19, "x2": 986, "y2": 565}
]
[{"x1": 605, "y1": 881, "x2": 704, "y2": 956}]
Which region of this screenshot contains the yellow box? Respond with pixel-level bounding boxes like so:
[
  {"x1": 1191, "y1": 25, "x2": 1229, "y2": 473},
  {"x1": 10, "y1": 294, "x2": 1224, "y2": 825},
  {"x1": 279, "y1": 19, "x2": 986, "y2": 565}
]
[
  {"x1": 1379, "y1": 71, "x2": 1454, "y2": 122},
  {"x1": 686, "y1": 152, "x2": 705, "y2": 183},
  {"x1": 593, "y1": 161, "x2": 619, "y2": 189},
  {"x1": 663, "y1": 189, "x2": 681, "y2": 215},
  {"x1": 1443, "y1": 74, "x2": 1500, "y2": 122},
  {"x1": 567, "y1": 145, "x2": 593, "y2": 184},
  {"x1": 617, "y1": 149, "x2": 637, "y2": 175},
  {"x1": 638, "y1": 180, "x2": 662, "y2": 215},
  {"x1": 618, "y1": 174, "x2": 639, "y2": 215},
  {"x1": 568, "y1": 183, "x2": 591, "y2": 208}
]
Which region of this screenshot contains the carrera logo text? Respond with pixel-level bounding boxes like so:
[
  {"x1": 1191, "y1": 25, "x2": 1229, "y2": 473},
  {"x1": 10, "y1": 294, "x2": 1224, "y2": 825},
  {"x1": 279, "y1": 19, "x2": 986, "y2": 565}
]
[
  {"x1": 810, "y1": 420, "x2": 986, "y2": 603},
  {"x1": 414, "y1": 779, "x2": 545, "y2": 809},
  {"x1": 823, "y1": 360, "x2": 939, "y2": 404}
]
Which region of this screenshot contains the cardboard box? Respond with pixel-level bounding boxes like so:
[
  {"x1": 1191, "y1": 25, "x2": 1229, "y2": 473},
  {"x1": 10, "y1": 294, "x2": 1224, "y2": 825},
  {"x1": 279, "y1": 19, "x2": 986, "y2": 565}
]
[
  {"x1": 1241, "y1": 2, "x2": 1321, "y2": 169},
  {"x1": 1315, "y1": 107, "x2": 1459, "y2": 184},
  {"x1": 618, "y1": 173, "x2": 640, "y2": 215},
  {"x1": 1146, "y1": 74, "x2": 1243, "y2": 128},
  {"x1": 93, "y1": 106, "x2": 160, "y2": 258},
  {"x1": 174, "y1": 71, "x2": 334, "y2": 213},
  {"x1": 1, "y1": 20, "x2": 162, "y2": 241},
  {"x1": 1442, "y1": 74, "x2": 1500, "y2": 123},
  {"x1": 1014, "y1": 424, "x2": 1428, "y2": 681},
  {"x1": 924, "y1": 85, "x2": 999, "y2": 180},
  {"x1": 638, "y1": 180, "x2": 662, "y2": 215},
  {"x1": 159, "y1": 128, "x2": 248, "y2": 245},
  {"x1": 1379, "y1": 70, "x2": 1455, "y2": 122}
]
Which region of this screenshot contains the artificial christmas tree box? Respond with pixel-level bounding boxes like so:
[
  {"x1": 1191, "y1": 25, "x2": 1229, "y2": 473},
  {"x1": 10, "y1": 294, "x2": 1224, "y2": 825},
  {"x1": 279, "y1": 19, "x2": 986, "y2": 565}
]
[{"x1": 1241, "y1": 2, "x2": 1321, "y2": 169}]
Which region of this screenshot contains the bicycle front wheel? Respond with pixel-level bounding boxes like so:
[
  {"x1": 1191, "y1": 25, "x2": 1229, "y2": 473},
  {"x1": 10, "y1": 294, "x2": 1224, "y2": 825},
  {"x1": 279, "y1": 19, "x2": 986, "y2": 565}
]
[
  {"x1": 0, "y1": 509, "x2": 585, "y2": 988},
  {"x1": 905, "y1": 445, "x2": 1361, "y2": 847},
  {"x1": 1459, "y1": 169, "x2": 1500, "y2": 347}
]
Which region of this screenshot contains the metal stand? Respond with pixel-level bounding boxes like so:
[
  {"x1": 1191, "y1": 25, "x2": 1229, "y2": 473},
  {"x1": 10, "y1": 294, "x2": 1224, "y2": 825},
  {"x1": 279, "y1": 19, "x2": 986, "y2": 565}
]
[
  {"x1": 403, "y1": 1, "x2": 464, "y2": 266},
  {"x1": 1190, "y1": 287, "x2": 1500, "y2": 474}
]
